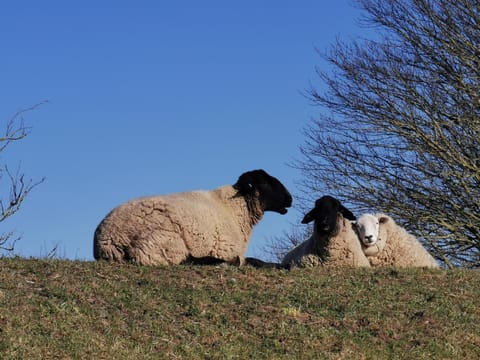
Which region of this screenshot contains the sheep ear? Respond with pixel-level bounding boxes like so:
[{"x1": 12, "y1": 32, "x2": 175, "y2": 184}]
[
  {"x1": 301, "y1": 208, "x2": 317, "y2": 224},
  {"x1": 351, "y1": 221, "x2": 359, "y2": 234},
  {"x1": 339, "y1": 205, "x2": 356, "y2": 221},
  {"x1": 233, "y1": 171, "x2": 258, "y2": 195},
  {"x1": 379, "y1": 216, "x2": 389, "y2": 224}
]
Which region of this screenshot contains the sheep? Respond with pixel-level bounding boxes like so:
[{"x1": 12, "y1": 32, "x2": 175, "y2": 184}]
[
  {"x1": 93, "y1": 169, "x2": 292, "y2": 266},
  {"x1": 281, "y1": 196, "x2": 371, "y2": 268},
  {"x1": 354, "y1": 213, "x2": 439, "y2": 268}
]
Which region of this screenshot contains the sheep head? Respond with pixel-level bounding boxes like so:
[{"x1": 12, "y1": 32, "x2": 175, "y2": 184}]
[
  {"x1": 233, "y1": 169, "x2": 292, "y2": 215},
  {"x1": 354, "y1": 214, "x2": 389, "y2": 256},
  {"x1": 301, "y1": 196, "x2": 356, "y2": 236}
]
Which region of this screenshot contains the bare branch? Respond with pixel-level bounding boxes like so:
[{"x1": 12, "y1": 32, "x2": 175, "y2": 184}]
[
  {"x1": 0, "y1": 231, "x2": 21, "y2": 252},
  {"x1": 262, "y1": 224, "x2": 311, "y2": 263},
  {"x1": 0, "y1": 102, "x2": 46, "y2": 252},
  {"x1": 0, "y1": 165, "x2": 45, "y2": 223},
  {"x1": 290, "y1": 0, "x2": 480, "y2": 267},
  {"x1": 0, "y1": 101, "x2": 47, "y2": 153}
]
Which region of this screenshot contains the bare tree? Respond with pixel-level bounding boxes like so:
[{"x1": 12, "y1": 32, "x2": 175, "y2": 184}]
[
  {"x1": 1, "y1": 103, "x2": 45, "y2": 251},
  {"x1": 291, "y1": 0, "x2": 480, "y2": 268}
]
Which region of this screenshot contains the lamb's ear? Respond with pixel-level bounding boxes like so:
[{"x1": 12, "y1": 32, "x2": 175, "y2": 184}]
[
  {"x1": 339, "y1": 205, "x2": 356, "y2": 221},
  {"x1": 301, "y1": 208, "x2": 317, "y2": 224},
  {"x1": 379, "y1": 216, "x2": 389, "y2": 224}
]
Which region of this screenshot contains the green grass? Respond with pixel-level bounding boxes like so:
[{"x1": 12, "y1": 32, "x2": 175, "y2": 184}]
[{"x1": 0, "y1": 258, "x2": 479, "y2": 359}]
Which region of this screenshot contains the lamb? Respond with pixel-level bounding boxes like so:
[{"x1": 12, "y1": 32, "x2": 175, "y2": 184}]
[
  {"x1": 93, "y1": 169, "x2": 292, "y2": 266},
  {"x1": 281, "y1": 196, "x2": 371, "y2": 268},
  {"x1": 354, "y1": 213, "x2": 439, "y2": 268}
]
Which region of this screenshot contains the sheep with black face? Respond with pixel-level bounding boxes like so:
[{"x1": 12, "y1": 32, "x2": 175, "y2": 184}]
[
  {"x1": 93, "y1": 169, "x2": 292, "y2": 266},
  {"x1": 281, "y1": 196, "x2": 370, "y2": 268}
]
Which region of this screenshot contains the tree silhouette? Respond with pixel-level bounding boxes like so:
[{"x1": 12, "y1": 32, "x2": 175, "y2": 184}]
[
  {"x1": 1, "y1": 103, "x2": 45, "y2": 251},
  {"x1": 294, "y1": 0, "x2": 479, "y2": 268}
]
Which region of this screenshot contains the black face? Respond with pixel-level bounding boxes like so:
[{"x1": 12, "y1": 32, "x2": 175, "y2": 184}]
[
  {"x1": 301, "y1": 195, "x2": 356, "y2": 236},
  {"x1": 233, "y1": 169, "x2": 292, "y2": 214}
]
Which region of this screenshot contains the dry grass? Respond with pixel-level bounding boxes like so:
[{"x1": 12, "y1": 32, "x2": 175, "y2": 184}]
[{"x1": 0, "y1": 258, "x2": 479, "y2": 359}]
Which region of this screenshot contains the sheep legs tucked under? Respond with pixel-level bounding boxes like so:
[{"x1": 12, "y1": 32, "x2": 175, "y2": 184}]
[
  {"x1": 182, "y1": 255, "x2": 289, "y2": 269},
  {"x1": 182, "y1": 255, "x2": 241, "y2": 266},
  {"x1": 244, "y1": 257, "x2": 289, "y2": 269}
]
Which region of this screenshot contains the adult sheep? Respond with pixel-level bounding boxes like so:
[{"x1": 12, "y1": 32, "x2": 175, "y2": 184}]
[
  {"x1": 354, "y1": 213, "x2": 439, "y2": 268},
  {"x1": 281, "y1": 196, "x2": 370, "y2": 268},
  {"x1": 93, "y1": 169, "x2": 292, "y2": 266}
]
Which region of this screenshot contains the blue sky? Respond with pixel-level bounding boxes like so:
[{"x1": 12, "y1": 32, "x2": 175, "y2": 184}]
[{"x1": 1, "y1": 1, "x2": 368, "y2": 260}]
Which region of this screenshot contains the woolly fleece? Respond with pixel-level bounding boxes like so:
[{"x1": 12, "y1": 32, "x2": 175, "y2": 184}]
[
  {"x1": 361, "y1": 213, "x2": 439, "y2": 268},
  {"x1": 281, "y1": 217, "x2": 371, "y2": 268},
  {"x1": 94, "y1": 186, "x2": 262, "y2": 265}
]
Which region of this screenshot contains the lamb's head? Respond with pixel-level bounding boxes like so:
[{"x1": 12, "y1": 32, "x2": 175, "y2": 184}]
[
  {"x1": 233, "y1": 169, "x2": 292, "y2": 214},
  {"x1": 354, "y1": 214, "x2": 389, "y2": 256},
  {"x1": 301, "y1": 196, "x2": 356, "y2": 236}
]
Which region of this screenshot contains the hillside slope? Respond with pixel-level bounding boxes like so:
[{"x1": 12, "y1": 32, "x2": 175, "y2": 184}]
[{"x1": 0, "y1": 259, "x2": 478, "y2": 359}]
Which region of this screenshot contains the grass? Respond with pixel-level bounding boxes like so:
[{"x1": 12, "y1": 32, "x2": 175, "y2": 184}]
[{"x1": 0, "y1": 258, "x2": 479, "y2": 359}]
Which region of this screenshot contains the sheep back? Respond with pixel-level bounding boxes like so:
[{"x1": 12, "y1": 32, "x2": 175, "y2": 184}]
[
  {"x1": 322, "y1": 217, "x2": 371, "y2": 267},
  {"x1": 366, "y1": 214, "x2": 439, "y2": 268},
  {"x1": 281, "y1": 237, "x2": 314, "y2": 267},
  {"x1": 282, "y1": 217, "x2": 370, "y2": 268},
  {"x1": 94, "y1": 185, "x2": 255, "y2": 265}
]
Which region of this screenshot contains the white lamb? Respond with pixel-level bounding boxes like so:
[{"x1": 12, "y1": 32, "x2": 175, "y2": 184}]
[
  {"x1": 93, "y1": 169, "x2": 292, "y2": 266},
  {"x1": 354, "y1": 213, "x2": 439, "y2": 268},
  {"x1": 281, "y1": 196, "x2": 371, "y2": 268}
]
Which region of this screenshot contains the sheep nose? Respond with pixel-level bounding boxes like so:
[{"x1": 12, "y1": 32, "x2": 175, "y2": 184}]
[{"x1": 365, "y1": 235, "x2": 373, "y2": 243}]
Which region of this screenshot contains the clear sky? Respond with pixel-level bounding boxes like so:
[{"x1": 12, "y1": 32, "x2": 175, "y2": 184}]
[{"x1": 1, "y1": 1, "x2": 368, "y2": 260}]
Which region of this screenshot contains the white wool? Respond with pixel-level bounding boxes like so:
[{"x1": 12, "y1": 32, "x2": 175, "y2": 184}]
[
  {"x1": 355, "y1": 213, "x2": 439, "y2": 268},
  {"x1": 93, "y1": 186, "x2": 262, "y2": 266}
]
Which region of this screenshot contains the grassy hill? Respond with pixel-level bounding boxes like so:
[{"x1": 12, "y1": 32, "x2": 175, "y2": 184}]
[{"x1": 0, "y1": 258, "x2": 478, "y2": 359}]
